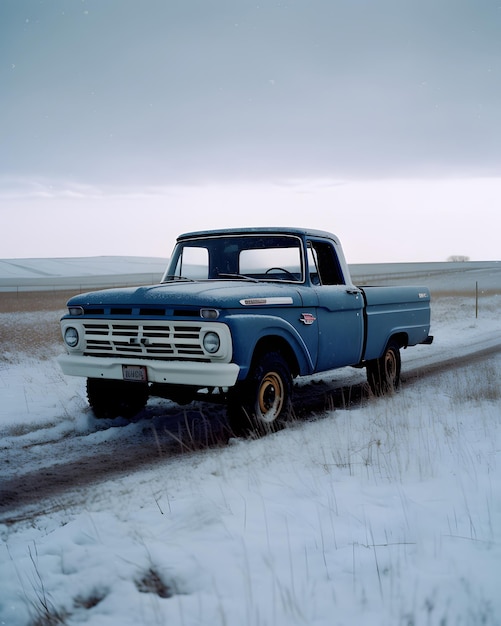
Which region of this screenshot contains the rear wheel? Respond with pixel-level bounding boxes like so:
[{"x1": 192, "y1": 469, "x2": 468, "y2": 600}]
[
  {"x1": 366, "y1": 340, "x2": 401, "y2": 396},
  {"x1": 227, "y1": 352, "x2": 292, "y2": 436},
  {"x1": 86, "y1": 378, "x2": 149, "y2": 419}
]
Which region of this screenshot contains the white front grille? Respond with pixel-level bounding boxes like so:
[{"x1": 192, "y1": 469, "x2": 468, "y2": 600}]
[{"x1": 82, "y1": 320, "x2": 207, "y2": 360}]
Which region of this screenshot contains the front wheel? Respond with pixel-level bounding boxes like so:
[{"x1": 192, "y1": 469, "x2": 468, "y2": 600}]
[
  {"x1": 86, "y1": 378, "x2": 149, "y2": 419},
  {"x1": 366, "y1": 340, "x2": 401, "y2": 396},
  {"x1": 227, "y1": 352, "x2": 292, "y2": 436}
]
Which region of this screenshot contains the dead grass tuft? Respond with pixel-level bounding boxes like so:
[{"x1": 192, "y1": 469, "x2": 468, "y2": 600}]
[
  {"x1": 135, "y1": 567, "x2": 175, "y2": 599},
  {"x1": 448, "y1": 363, "x2": 501, "y2": 405}
]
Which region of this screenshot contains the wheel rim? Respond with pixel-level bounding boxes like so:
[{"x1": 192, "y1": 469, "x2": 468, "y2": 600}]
[
  {"x1": 257, "y1": 371, "x2": 284, "y2": 423},
  {"x1": 384, "y1": 349, "x2": 398, "y2": 387}
]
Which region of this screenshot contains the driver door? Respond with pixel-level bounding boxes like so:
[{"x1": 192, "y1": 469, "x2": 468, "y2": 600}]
[{"x1": 307, "y1": 240, "x2": 364, "y2": 370}]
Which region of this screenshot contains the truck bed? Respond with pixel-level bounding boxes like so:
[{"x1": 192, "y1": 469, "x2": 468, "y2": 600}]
[{"x1": 360, "y1": 285, "x2": 432, "y2": 361}]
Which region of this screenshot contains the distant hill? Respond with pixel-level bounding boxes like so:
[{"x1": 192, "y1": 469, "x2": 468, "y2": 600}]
[{"x1": 0, "y1": 257, "x2": 168, "y2": 291}]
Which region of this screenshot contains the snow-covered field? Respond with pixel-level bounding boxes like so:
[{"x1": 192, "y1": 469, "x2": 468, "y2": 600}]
[
  {"x1": 1, "y1": 266, "x2": 501, "y2": 625},
  {"x1": 0, "y1": 257, "x2": 167, "y2": 293}
]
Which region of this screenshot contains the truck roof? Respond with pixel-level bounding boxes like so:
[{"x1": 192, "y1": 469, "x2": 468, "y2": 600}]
[{"x1": 176, "y1": 227, "x2": 341, "y2": 244}]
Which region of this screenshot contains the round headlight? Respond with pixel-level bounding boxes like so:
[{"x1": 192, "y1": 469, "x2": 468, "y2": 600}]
[
  {"x1": 203, "y1": 331, "x2": 220, "y2": 354},
  {"x1": 64, "y1": 326, "x2": 79, "y2": 348}
]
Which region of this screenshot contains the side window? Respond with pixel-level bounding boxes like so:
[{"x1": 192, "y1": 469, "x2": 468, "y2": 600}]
[{"x1": 307, "y1": 241, "x2": 345, "y2": 285}]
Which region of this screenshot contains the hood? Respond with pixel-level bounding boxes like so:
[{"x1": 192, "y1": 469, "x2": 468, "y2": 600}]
[{"x1": 67, "y1": 280, "x2": 304, "y2": 309}]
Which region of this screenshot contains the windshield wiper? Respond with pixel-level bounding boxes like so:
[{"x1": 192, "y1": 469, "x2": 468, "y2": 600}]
[{"x1": 217, "y1": 273, "x2": 259, "y2": 283}]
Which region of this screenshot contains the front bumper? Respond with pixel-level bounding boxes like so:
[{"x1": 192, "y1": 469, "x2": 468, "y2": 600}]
[{"x1": 58, "y1": 354, "x2": 240, "y2": 388}]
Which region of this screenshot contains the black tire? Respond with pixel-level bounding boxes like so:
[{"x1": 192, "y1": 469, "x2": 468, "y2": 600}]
[
  {"x1": 366, "y1": 340, "x2": 401, "y2": 396},
  {"x1": 227, "y1": 351, "x2": 292, "y2": 436},
  {"x1": 86, "y1": 378, "x2": 149, "y2": 419}
]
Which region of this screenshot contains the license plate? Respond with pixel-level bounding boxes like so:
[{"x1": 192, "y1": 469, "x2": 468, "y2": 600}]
[{"x1": 122, "y1": 365, "x2": 148, "y2": 382}]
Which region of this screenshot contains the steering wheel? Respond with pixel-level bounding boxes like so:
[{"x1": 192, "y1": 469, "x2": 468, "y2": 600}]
[{"x1": 265, "y1": 267, "x2": 296, "y2": 280}]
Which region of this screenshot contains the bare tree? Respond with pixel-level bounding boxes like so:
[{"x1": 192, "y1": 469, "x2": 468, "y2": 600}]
[{"x1": 447, "y1": 255, "x2": 470, "y2": 262}]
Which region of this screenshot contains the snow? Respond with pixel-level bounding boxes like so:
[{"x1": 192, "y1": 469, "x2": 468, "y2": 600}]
[
  {"x1": 0, "y1": 257, "x2": 168, "y2": 281},
  {"x1": 1, "y1": 277, "x2": 501, "y2": 624}
]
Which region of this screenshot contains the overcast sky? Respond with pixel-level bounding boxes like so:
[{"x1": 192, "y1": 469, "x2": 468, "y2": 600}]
[{"x1": 1, "y1": 0, "x2": 500, "y2": 262}]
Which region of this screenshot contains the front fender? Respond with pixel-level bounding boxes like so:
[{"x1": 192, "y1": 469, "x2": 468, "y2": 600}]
[{"x1": 226, "y1": 314, "x2": 316, "y2": 380}]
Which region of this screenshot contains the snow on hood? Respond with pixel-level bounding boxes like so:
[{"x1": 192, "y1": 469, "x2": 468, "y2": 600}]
[{"x1": 66, "y1": 280, "x2": 303, "y2": 309}]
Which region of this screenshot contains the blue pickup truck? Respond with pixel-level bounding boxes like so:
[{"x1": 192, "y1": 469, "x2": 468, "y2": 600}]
[{"x1": 59, "y1": 228, "x2": 433, "y2": 434}]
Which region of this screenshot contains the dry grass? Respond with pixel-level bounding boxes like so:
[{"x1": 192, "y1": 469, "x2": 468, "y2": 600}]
[
  {"x1": 0, "y1": 291, "x2": 73, "y2": 360},
  {"x1": 0, "y1": 290, "x2": 76, "y2": 314},
  {"x1": 0, "y1": 314, "x2": 63, "y2": 360},
  {"x1": 431, "y1": 287, "x2": 501, "y2": 298}
]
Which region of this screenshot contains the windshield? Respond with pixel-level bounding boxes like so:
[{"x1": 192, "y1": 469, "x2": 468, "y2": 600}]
[{"x1": 162, "y1": 235, "x2": 304, "y2": 283}]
